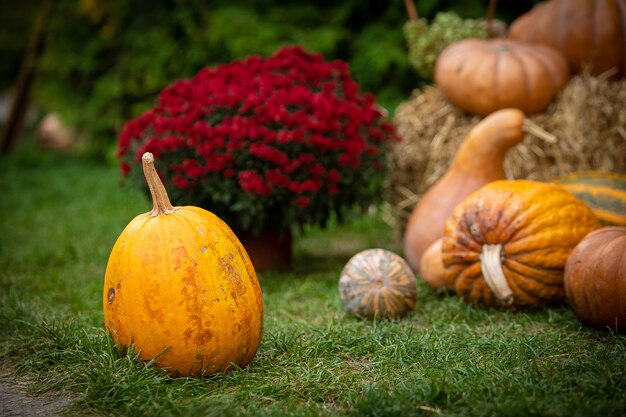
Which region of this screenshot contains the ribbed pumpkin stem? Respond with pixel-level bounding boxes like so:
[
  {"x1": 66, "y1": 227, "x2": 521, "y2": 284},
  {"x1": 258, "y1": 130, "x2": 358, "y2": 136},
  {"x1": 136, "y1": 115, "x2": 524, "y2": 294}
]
[
  {"x1": 142, "y1": 152, "x2": 178, "y2": 217},
  {"x1": 480, "y1": 244, "x2": 513, "y2": 305}
]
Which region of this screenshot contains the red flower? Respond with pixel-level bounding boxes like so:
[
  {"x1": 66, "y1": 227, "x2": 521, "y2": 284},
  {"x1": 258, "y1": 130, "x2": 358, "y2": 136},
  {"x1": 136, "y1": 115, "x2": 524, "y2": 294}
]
[
  {"x1": 172, "y1": 175, "x2": 191, "y2": 189},
  {"x1": 266, "y1": 169, "x2": 291, "y2": 188},
  {"x1": 250, "y1": 143, "x2": 289, "y2": 165},
  {"x1": 326, "y1": 169, "x2": 342, "y2": 183},
  {"x1": 120, "y1": 162, "x2": 131, "y2": 176},
  {"x1": 338, "y1": 153, "x2": 360, "y2": 167},
  {"x1": 181, "y1": 159, "x2": 204, "y2": 178},
  {"x1": 327, "y1": 184, "x2": 339, "y2": 195},
  {"x1": 308, "y1": 163, "x2": 324, "y2": 178},
  {"x1": 238, "y1": 170, "x2": 271, "y2": 196},
  {"x1": 295, "y1": 196, "x2": 310, "y2": 207}
]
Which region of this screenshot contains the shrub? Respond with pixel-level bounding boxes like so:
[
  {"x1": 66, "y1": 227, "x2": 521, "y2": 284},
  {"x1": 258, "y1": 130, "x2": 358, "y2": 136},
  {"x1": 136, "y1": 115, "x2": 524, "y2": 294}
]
[{"x1": 117, "y1": 46, "x2": 398, "y2": 234}]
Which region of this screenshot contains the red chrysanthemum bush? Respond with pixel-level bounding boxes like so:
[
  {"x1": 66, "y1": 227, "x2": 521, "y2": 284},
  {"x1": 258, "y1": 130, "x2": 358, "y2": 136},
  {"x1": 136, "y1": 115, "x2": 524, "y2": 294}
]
[{"x1": 117, "y1": 46, "x2": 399, "y2": 235}]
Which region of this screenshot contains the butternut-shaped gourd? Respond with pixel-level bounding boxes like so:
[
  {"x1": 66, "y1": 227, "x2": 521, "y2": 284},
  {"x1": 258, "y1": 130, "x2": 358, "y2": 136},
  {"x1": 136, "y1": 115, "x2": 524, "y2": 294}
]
[
  {"x1": 564, "y1": 226, "x2": 626, "y2": 331},
  {"x1": 103, "y1": 153, "x2": 263, "y2": 376},
  {"x1": 509, "y1": 0, "x2": 626, "y2": 78},
  {"x1": 442, "y1": 179, "x2": 600, "y2": 309},
  {"x1": 434, "y1": 38, "x2": 569, "y2": 116},
  {"x1": 403, "y1": 108, "x2": 554, "y2": 272}
]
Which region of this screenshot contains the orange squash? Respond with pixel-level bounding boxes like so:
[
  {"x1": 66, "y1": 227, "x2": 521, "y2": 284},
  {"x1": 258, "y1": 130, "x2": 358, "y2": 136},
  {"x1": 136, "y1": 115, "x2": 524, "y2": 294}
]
[
  {"x1": 418, "y1": 238, "x2": 454, "y2": 291},
  {"x1": 442, "y1": 179, "x2": 600, "y2": 308},
  {"x1": 564, "y1": 226, "x2": 626, "y2": 331},
  {"x1": 339, "y1": 249, "x2": 417, "y2": 320},
  {"x1": 509, "y1": 0, "x2": 626, "y2": 78},
  {"x1": 434, "y1": 38, "x2": 569, "y2": 116},
  {"x1": 403, "y1": 108, "x2": 555, "y2": 272},
  {"x1": 103, "y1": 152, "x2": 263, "y2": 376}
]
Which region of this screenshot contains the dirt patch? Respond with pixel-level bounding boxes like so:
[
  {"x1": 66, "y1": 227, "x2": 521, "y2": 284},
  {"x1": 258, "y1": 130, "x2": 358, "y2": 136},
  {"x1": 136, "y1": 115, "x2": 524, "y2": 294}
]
[{"x1": 0, "y1": 370, "x2": 72, "y2": 417}]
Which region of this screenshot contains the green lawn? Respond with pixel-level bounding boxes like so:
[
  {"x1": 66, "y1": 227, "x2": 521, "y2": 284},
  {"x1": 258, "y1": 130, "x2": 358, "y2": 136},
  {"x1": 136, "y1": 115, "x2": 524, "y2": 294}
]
[{"x1": 1, "y1": 138, "x2": 625, "y2": 417}]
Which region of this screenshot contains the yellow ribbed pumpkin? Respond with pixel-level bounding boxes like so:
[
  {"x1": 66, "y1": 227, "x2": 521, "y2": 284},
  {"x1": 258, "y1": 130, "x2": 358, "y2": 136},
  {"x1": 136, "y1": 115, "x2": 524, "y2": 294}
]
[
  {"x1": 103, "y1": 152, "x2": 263, "y2": 376},
  {"x1": 442, "y1": 179, "x2": 600, "y2": 308}
]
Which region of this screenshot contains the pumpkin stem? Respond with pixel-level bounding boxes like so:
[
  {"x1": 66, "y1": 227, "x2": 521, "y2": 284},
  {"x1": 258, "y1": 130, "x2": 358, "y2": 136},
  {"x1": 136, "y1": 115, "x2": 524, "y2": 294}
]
[
  {"x1": 479, "y1": 244, "x2": 513, "y2": 305},
  {"x1": 523, "y1": 119, "x2": 557, "y2": 143},
  {"x1": 403, "y1": 0, "x2": 419, "y2": 21},
  {"x1": 485, "y1": 0, "x2": 498, "y2": 38},
  {"x1": 142, "y1": 152, "x2": 178, "y2": 217}
]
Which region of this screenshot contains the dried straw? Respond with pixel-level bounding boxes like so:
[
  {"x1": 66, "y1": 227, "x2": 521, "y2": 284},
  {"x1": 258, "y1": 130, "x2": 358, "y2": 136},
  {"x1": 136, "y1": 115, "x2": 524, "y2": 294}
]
[{"x1": 389, "y1": 73, "x2": 626, "y2": 237}]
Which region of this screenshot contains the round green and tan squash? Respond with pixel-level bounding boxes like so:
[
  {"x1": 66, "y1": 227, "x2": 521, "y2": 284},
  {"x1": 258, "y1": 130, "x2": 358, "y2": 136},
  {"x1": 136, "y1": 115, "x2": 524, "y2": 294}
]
[
  {"x1": 339, "y1": 249, "x2": 417, "y2": 320},
  {"x1": 553, "y1": 171, "x2": 626, "y2": 226},
  {"x1": 103, "y1": 152, "x2": 263, "y2": 377},
  {"x1": 442, "y1": 179, "x2": 600, "y2": 309},
  {"x1": 564, "y1": 226, "x2": 626, "y2": 331}
]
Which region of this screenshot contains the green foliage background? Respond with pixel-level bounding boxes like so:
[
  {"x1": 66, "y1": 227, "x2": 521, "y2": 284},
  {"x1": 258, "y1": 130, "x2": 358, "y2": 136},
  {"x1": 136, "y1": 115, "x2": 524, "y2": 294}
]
[{"x1": 3, "y1": 0, "x2": 536, "y2": 160}]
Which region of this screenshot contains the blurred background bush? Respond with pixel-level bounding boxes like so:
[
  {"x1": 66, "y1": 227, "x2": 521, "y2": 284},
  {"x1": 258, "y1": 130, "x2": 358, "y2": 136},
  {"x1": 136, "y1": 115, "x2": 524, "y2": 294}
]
[{"x1": 0, "y1": 0, "x2": 536, "y2": 161}]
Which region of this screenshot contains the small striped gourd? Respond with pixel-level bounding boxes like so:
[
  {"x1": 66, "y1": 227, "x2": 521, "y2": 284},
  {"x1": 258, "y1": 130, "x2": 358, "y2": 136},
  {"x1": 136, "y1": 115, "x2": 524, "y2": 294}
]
[
  {"x1": 339, "y1": 249, "x2": 417, "y2": 320},
  {"x1": 554, "y1": 171, "x2": 626, "y2": 226}
]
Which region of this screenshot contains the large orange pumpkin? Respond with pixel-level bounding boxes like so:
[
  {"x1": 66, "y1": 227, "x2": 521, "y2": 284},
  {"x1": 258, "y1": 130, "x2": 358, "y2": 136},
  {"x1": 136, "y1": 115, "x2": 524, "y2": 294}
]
[
  {"x1": 103, "y1": 152, "x2": 263, "y2": 376},
  {"x1": 564, "y1": 226, "x2": 626, "y2": 331},
  {"x1": 434, "y1": 38, "x2": 569, "y2": 116},
  {"x1": 403, "y1": 108, "x2": 555, "y2": 273},
  {"x1": 509, "y1": 0, "x2": 626, "y2": 78},
  {"x1": 442, "y1": 179, "x2": 600, "y2": 308}
]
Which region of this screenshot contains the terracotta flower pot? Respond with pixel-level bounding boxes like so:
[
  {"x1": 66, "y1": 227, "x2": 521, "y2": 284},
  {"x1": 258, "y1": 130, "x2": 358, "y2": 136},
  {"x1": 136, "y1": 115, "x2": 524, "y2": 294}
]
[{"x1": 238, "y1": 229, "x2": 293, "y2": 272}]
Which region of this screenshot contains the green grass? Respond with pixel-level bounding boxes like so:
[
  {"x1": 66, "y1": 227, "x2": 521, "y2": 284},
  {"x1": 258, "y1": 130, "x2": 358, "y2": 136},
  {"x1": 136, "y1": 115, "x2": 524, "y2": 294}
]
[{"x1": 2, "y1": 138, "x2": 626, "y2": 417}]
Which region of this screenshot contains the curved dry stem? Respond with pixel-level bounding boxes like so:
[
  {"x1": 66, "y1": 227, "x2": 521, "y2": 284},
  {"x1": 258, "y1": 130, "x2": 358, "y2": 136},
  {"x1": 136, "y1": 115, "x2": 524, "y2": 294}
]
[
  {"x1": 480, "y1": 244, "x2": 514, "y2": 305},
  {"x1": 142, "y1": 152, "x2": 178, "y2": 217}
]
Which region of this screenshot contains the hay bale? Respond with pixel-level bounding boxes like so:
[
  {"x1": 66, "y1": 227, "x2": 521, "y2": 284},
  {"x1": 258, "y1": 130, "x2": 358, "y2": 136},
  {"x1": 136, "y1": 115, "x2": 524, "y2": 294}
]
[{"x1": 389, "y1": 73, "x2": 626, "y2": 237}]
